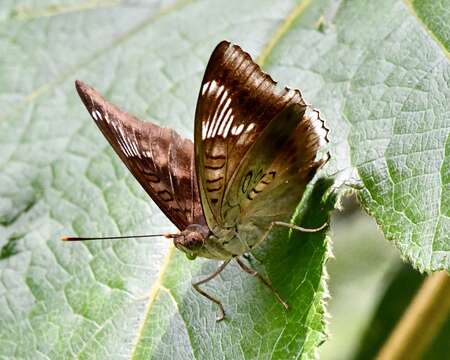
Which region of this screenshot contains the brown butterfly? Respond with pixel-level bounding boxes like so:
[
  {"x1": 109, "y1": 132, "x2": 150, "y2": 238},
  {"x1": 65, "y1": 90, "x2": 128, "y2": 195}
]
[{"x1": 65, "y1": 41, "x2": 329, "y2": 321}]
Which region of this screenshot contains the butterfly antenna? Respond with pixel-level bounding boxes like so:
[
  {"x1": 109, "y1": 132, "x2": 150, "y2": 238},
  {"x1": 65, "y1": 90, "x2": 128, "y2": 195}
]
[{"x1": 61, "y1": 233, "x2": 179, "y2": 241}]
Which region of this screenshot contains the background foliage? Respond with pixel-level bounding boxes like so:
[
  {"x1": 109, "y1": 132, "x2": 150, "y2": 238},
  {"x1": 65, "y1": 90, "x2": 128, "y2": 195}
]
[{"x1": 321, "y1": 201, "x2": 450, "y2": 359}]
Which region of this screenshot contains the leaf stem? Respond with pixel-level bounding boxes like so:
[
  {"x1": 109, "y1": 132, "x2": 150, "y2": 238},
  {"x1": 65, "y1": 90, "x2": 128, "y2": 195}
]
[{"x1": 375, "y1": 271, "x2": 450, "y2": 360}]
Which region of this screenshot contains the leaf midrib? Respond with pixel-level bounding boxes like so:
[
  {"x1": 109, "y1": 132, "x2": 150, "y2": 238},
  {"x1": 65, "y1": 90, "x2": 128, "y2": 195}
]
[{"x1": 129, "y1": 245, "x2": 176, "y2": 360}]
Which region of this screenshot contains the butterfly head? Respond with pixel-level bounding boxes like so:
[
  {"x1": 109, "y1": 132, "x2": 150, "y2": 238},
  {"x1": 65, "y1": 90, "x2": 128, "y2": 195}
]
[{"x1": 172, "y1": 224, "x2": 209, "y2": 260}]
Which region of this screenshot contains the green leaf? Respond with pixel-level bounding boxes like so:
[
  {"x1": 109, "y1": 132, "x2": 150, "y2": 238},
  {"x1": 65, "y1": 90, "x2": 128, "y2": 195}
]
[
  {"x1": 0, "y1": 1, "x2": 334, "y2": 359},
  {"x1": 1, "y1": 0, "x2": 449, "y2": 358},
  {"x1": 263, "y1": 0, "x2": 450, "y2": 272},
  {"x1": 343, "y1": 0, "x2": 450, "y2": 271}
]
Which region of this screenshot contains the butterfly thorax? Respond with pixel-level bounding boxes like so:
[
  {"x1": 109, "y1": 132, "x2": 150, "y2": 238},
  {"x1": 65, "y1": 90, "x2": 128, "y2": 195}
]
[{"x1": 204, "y1": 224, "x2": 264, "y2": 260}]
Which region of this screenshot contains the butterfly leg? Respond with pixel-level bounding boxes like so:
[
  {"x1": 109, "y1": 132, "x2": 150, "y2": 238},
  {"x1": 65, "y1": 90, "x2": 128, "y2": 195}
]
[
  {"x1": 269, "y1": 221, "x2": 328, "y2": 233},
  {"x1": 236, "y1": 257, "x2": 289, "y2": 310},
  {"x1": 252, "y1": 220, "x2": 328, "y2": 257},
  {"x1": 192, "y1": 259, "x2": 231, "y2": 322}
]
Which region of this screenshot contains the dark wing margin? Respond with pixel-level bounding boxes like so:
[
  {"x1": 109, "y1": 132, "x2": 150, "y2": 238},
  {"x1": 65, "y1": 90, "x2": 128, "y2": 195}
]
[
  {"x1": 75, "y1": 80, "x2": 206, "y2": 230},
  {"x1": 194, "y1": 41, "x2": 307, "y2": 229}
]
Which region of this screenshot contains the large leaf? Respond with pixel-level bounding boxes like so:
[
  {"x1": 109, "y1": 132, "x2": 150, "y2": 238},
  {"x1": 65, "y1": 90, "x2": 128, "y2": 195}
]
[
  {"x1": 0, "y1": 1, "x2": 334, "y2": 359},
  {"x1": 263, "y1": 0, "x2": 450, "y2": 271},
  {"x1": 346, "y1": 0, "x2": 450, "y2": 271},
  {"x1": 1, "y1": 0, "x2": 449, "y2": 358}
]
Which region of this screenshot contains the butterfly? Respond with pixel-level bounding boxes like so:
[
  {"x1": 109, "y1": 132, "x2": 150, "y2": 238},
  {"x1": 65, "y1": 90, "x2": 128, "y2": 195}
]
[{"x1": 69, "y1": 41, "x2": 329, "y2": 321}]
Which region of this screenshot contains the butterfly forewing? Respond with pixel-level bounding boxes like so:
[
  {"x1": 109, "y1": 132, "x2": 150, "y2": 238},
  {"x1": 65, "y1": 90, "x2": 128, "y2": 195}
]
[
  {"x1": 75, "y1": 81, "x2": 206, "y2": 230},
  {"x1": 195, "y1": 41, "x2": 306, "y2": 230}
]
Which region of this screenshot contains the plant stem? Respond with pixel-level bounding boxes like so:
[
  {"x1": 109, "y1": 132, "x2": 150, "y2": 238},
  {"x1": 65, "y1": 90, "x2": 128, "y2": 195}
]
[{"x1": 375, "y1": 271, "x2": 450, "y2": 360}]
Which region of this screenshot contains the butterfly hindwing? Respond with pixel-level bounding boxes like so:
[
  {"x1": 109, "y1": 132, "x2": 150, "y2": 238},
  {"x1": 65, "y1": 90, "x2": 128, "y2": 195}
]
[
  {"x1": 195, "y1": 41, "x2": 306, "y2": 230},
  {"x1": 75, "y1": 81, "x2": 206, "y2": 230},
  {"x1": 222, "y1": 104, "x2": 329, "y2": 250}
]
